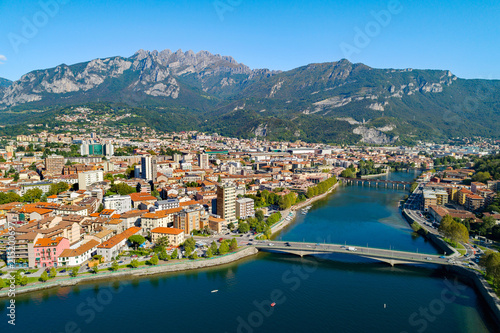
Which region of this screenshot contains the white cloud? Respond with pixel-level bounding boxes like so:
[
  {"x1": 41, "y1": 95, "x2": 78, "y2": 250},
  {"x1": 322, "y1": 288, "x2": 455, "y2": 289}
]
[{"x1": 0, "y1": 55, "x2": 6, "y2": 64}]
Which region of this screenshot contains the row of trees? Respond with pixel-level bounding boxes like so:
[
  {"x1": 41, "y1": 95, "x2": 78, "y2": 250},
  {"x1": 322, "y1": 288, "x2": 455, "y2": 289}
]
[
  {"x1": 105, "y1": 183, "x2": 137, "y2": 196},
  {"x1": 306, "y1": 176, "x2": 337, "y2": 198},
  {"x1": 238, "y1": 211, "x2": 282, "y2": 238},
  {"x1": 183, "y1": 237, "x2": 238, "y2": 259},
  {"x1": 0, "y1": 181, "x2": 71, "y2": 205}
]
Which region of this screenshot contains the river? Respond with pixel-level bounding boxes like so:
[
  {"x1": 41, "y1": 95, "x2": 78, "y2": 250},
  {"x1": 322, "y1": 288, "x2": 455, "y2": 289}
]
[{"x1": 0, "y1": 172, "x2": 497, "y2": 332}]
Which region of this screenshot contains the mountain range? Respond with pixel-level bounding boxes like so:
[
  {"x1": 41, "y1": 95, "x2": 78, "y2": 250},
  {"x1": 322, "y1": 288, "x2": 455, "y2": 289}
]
[{"x1": 1, "y1": 49, "x2": 499, "y2": 144}]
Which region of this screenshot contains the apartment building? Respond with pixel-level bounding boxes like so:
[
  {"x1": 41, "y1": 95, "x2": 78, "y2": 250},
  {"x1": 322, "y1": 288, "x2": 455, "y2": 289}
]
[
  {"x1": 216, "y1": 184, "x2": 236, "y2": 223},
  {"x1": 78, "y1": 170, "x2": 104, "y2": 190},
  {"x1": 150, "y1": 227, "x2": 185, "y2": 247},
  {"x1": 103, "y1": 195, "x2": 132, "y2": 214},
  {"x1": 236, "y1": 197, "x2": 255, "y2": 219}
]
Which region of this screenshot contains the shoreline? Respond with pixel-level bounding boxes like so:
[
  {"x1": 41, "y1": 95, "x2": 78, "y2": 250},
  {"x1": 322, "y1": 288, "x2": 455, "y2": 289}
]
[
  {"x1": 0, "y1": 247, "x2": 258, "y2": 299},
  {"x1": 270, "y1": 182, "x2": 339, "y2": 235}
]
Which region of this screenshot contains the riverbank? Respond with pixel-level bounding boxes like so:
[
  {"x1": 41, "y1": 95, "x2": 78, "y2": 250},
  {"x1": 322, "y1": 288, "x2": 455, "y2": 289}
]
[
  {"x1": 447, "y1": 265, "x2": 500, "y2": 328},
  {"x1": 401, "y1": 208, "x2": 457, "y2": 256},
  {"x1": 0, "y1": 246, "x2": 258, "y2": 299},
  {"x1": 269, "y1": 182, "x2": 339, "y2": 235}
]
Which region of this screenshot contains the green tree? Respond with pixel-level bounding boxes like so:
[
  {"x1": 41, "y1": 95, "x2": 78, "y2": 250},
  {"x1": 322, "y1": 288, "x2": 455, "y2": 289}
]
[
  {"x1": 49, "y1": 267, "x2": 57, "y2": 278},
  {"x1": 20, "y1": 276, "x2": 28, "y2": 286},
  {"x1": 183, "y1": 237, "x2": 196, "y2": 254},
  {"x1": 111, "y1": 261, "x2": 119, "y2": 271},
  {"x1": 472, "y1": 171, "x2": 491, "y2": 183},
  {"x1": 228, "y1": 222, "x2": 235, "y2": 230},
  {"x1": 150, "y1": 254, "x2": 159, "y2": 265},
  {"x1": 218, "y1": 241, "x2": 229, "y2": 255},
  {"x1": 14, "y1": 271, "x2": 22, "y2": 285},
  {"x1": 71, "y1": 267, "x2": 79, "y2": 277},
  {"x1": 205, "y1": 248, "x2": 213, "y2": 258},
  {"x1": 0, "y1": 278, "x2": 5, "y2": 289},
  {"x1": 40, "y1": 271, "x2": 49, "y2": 282},
  {"x1": 171, "y1": 249, "x2": 178, "y2": 260},
  {"x1": 189, "y1": 251, "x2": 198, "y2": 260},
  {"x1": 91, "y1": 265, "x2": 99, "y2": 274},
  {"x1": 159, "y1": 249, "x2": 169, "y2": 261},
  {"x1": 229, "y1": 238, "x2": 238, "y2": 251},
  {"x1": 340, "y1": 168, "x2": 355, "y2": 179},
  {"x1": 255, "y1": 210, "x2": 264, "y2": 222},
  {"x1": 154, "y1": 236, "x2": 169, "y2": 249},
  {"x1": 210, "y1": 241, "x2": 218, "y2": 255},
  {"x1": 128, "y1": 235, "x2": 146, "y2": 249},
  {"x1": 480, "y1": 216, "x2": 496, "y2": 235},
  {"x1": 22, "y1": 188, "x2": 43, "y2": 203},
  {"x1": 481, "y1": 251, "x2": 500, "y2": 285},
  {"x1": 439, "y1": 215, "x2": 454, "y2": 239},
  {"x1": 130, "y1": 259, "x2": 139, "y2": 268},
  {"x1": 238, "y1": 222, "x2": 250, "y2": 234},
  {"x1": 48, "y1": 182, "x2": 70, "y2": 196}
]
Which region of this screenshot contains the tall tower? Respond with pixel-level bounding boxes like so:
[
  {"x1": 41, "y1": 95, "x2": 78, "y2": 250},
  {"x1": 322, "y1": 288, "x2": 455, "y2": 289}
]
[
  {"x1": 141, "y1": 156, "x2": 157, "y2": 182},
  {"x1": 198, "y1": 153, "x2": 209, "y2": 169},
  {"x1": 216, "y1": 184, "x2": 236, "y2": 223}
]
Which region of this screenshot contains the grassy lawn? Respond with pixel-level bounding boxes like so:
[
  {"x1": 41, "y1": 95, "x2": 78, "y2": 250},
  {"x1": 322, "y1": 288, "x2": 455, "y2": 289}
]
[{"x1": 443, "y1": 238, "x2": 467, "y2": 255}]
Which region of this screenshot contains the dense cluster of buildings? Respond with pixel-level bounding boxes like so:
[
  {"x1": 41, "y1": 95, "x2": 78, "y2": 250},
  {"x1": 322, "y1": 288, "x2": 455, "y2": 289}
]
[
  {"x1": 0, "y1": 128, "x2": 498, "y2": 270},
  {"x1": 420, "y1": 167, "x2": 500, "y2": 223}
]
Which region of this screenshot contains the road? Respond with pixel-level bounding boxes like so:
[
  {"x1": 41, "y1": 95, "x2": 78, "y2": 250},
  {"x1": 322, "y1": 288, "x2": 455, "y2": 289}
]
[
  {"x1": 403, "y1": 182, "x2": 481, "y2": 269},
  {"x1": 254, "y1": 240, "x2": 452, "y2": 265}
]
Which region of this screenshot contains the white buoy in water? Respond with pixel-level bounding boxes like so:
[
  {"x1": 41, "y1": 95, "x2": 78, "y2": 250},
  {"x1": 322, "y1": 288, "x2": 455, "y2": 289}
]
[{"x1": 384, "y1": 304, "x2": 387, "y2": 308}]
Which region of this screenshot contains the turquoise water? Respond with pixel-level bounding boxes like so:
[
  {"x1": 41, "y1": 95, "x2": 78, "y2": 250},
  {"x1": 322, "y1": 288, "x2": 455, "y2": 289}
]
[{"x1": 0, "y1": 172, "x2": 496, "y2": 332}]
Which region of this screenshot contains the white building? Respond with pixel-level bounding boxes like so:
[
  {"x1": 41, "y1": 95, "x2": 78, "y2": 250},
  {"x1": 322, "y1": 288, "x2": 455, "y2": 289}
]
[
  {"x1": 236, "y1": 198, "x2": 255, "y2": 219},
  {"x1": 154, "y1": 198, "x2": 179, "y2": 211},
  {"x1": 103, "y1": 195, "x2": 132, "y2": 214},
  {"x1": 198, "y1": 153, "x2": 209, "y2": 169},
  {"x1": 141, "y1": 156, "x2": 157, "y2": 182},
  {"x1": 58, "y1": 240, "x2": 100, "y2": 267},
  {"x1": 19, "y1": 182, "x2": 52, "y2": 195},
  {"x1": 78, "y1": 170, "x2": 104, "y2": 190},
  {"x1": 97, "y1": 227, "x2": 141, "y2": 262},
  {"x1": 104, "y1": 143, "x2": 114, "y2": 157}
]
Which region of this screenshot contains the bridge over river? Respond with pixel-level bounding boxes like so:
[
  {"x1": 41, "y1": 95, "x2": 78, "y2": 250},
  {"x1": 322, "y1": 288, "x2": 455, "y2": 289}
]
[
  {"x1": 254, "y1": 240, "x2": 454, "y2": 266},
  {"x1": 339, "y1": 177, "x2": 412, "y2": 190}
]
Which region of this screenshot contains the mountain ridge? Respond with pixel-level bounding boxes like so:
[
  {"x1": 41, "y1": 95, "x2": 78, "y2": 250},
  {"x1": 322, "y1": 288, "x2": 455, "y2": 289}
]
[{"x1": 1, "y1": 49, "x2": 499, "y2": 144}]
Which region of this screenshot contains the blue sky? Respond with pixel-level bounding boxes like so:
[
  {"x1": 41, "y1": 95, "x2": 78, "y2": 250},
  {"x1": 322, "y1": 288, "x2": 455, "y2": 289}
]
[{"x1": 0, "y1": 0, "x2": 499, "y2": 81}]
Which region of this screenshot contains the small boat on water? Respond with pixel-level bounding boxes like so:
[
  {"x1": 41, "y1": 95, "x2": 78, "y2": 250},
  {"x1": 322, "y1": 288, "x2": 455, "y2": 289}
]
[
  {"x1": 211, "y1": 290, "x2": 218, "y2": 293},
  {"x1": 271, "y1": 302, "x2": 276, "y2": 307}
]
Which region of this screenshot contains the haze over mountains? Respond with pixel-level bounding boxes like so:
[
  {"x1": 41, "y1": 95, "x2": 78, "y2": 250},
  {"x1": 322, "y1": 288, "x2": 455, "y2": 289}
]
[{"x1": 1, "y1": 49, "x2": 499, "y2": 144}]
